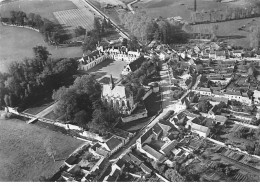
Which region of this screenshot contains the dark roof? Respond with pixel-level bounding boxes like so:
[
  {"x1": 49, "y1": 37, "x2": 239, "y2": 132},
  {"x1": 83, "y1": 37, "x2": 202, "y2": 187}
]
[
  {"x1": 161, "y1": 140, "x2": 178, "y2": 155},
  {"x1": 140, "y1": 163, "x2": 153, "y2": 174},
  {"x1": 129, "y1": 56, "x2": 145, "y2": 72},
  {"x1": 143, "y1": 144, "x2": 165, "y2": 161},
  {"x1": 129, "y1": 153, "x2": 143, "y2": 165},
  {"x1": 115, "y1": 159, "x2": 125, "y2": 169},
  {"x1": 177, "y1": 112, "x2": 186, "y2": 120},
  {"x1": 152, "y1": 123, "x2": 163, "y2": 135},
  {"x1": 141, "y1": 128, "x2": 153, "y2": 143},
  {"x1": 106, "y1": 137, "x2": 123, "y2": 151},
  {"x1": 65, "y1": 155, "x2": 77, "y2": 165},
  {"x1": 106, "y1": 175, "x2": 117, "y2": 182},
  {"x1": 111, "y1": 169, "x2": 121, "y2": 179}
]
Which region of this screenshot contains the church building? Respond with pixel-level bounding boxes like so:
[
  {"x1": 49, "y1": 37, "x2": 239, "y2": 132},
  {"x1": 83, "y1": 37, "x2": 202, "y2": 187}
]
[{"x1": 101, "y1": 75, "x2": 137, "y2": 115}]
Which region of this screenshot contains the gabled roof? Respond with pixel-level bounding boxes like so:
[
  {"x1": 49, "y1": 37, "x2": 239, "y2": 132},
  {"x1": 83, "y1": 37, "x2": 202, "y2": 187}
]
[
  {"x1": 190, "y1": 123, "x2": 209, "y2": 133},
  {"x1": 215, "y1": 115, "x2": 228, "y2": 123},
  {"x1": 143, "y1": 144, "x2": 165, "y2": 161},
  {"x1": 129, "y1": 56, "x2": 145, "y2": 72},
  {"x1": 102, "y1": 85, "x2": 130, "y2": 99},
  {"x1": 140, "y1": 163, "x2": 153, "y2": 174},
  {"x1": 152, "y1": 123, "x2": 163, "y2": 135},
  {"x1": 65, "y1": 155, "x2": 77, "y2": 166},
  {"x1": 129, "y1": 153, "x2": 143, "y2": 165},
  {"x1": 141, "y1": 128, "x2": 153, "y2": 143},
  {"x1": 161, "y1": 140, "x2": 178, "y2": 155},
  {"x1": 105, "y1": 137, "x2": 123, "y2": 151},
  {"x1": 197, "y1": 87, "x2": 211, "y2": 92},
  {"x1": 115, "y1": 159, "x2": 125, "y2": 169}
]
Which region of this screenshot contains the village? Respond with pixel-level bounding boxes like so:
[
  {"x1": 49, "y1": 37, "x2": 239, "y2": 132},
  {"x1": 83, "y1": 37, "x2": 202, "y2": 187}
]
[
  {"x1": 2, "y1": 0, "x2": 260, "y2": 183},
  {"x1": 24, "y1": 38, "x2": 260, "y2": 182}
]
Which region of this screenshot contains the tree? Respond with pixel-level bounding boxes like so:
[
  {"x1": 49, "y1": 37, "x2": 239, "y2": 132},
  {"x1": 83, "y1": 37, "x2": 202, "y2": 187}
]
[
  {"x1": 93, "y1": 17, "x2": 101, "y2": 39},
  {"x1": 128, "y1": 36, "x2": 140, "y2": 51},
  {"x1": 164, "y1": 169, "x2": 185, "y2": 182},
  {"x1": 122, "y1": 38, "x2": 128, "y2": 47},
  {"x1": 74, "y1": 26, "x2": 86, "y2": 37},
  {"x1": 43, "y1": 136, "x2": 57, "y2": 162},
  {"x1": 74, "y1": 110, "x2": 88, "y2": 127},
  {"x1": 198, "y1": 99, "x2": 212, "y2": 113},
  {"x1": 33, "y1": 46, "x2": 51, "y2": 62},
  {"x1": 4, "y1": 94, "x2": 9, "y2": 107},
  {"x1": 82, "y1": 31, "x2": 99, "y2": 53}
]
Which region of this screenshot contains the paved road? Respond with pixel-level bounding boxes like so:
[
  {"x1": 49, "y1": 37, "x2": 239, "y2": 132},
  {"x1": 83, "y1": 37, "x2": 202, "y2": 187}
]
[{"x1": 109, "y1": 62, "x2": 189, "y2": 160}]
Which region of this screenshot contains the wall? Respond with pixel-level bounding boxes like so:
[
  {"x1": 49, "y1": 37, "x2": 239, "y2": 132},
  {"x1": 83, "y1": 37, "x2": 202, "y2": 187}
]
[
  {"x1": 79, "y1": 54, "x2": 112, "y2": 71},
  {"x1": 121, "y1": 109, "x2": 148, "y2": 123}
]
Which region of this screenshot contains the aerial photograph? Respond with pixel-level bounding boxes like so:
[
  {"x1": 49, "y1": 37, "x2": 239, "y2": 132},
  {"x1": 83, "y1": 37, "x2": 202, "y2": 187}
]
[{"x1": 1, "y1": 0, "x2": 260, "y2": 183}]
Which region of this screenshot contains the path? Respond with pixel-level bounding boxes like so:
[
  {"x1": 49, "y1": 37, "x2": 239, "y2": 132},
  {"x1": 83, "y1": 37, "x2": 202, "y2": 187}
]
[
  {"x1": 27, "y1": 102, "x2": 57, "y2": 124},
  {"x1": 127, "y1": 0, "x2": 139, "y2": 14}
]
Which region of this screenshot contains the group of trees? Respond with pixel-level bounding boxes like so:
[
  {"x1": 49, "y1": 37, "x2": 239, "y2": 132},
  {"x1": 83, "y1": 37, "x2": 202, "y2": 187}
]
[
  {"x1": 121, "y1": 58, "x2": 160, "y2": 103},
  {"x1": 1, "y1": 11, "x2": 69, "y2": 45},
  {"x1": 145, "y1": 19, "x2": 189, "y2": 44},
  {"x1": 52, "y1": 74, "x2": 120, "y2": 134},
  {"x1": 198, "y1": 99, "x2": 213, "y2": 113},
  {"x1": 119, "y1": 10, "x2": 188, "y2": 44},
  {"x1": 191, "y1": 4, "x2": 260, "y2": 24},
  {"x1": 82, "y1": 17, "x2": 113, "y2": 53},
  {"x1": 0, "y1": 46, "x2": 78, "y2": 110}
]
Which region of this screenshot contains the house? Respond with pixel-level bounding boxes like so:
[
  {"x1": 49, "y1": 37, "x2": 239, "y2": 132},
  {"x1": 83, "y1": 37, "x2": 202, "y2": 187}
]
[
  {"x1": 142, "y1": 144, "x2": 166, "y2": 162},
  {"x1": 214, "y1": 115, "x2": 228, "y2": 125},
  {"x1": 158, "y1": 120, "x2": 179, "y2": 135},
  {"x1": 159, "y1": 140, "x2": 178, "y2": 156},
  {"x1": 121, "y1": 56, "x2": 145, "y2": 75},
  {"x1": 97, "y1": 136, "x2": 123, "y2": 157},
  {"x1": 159, "y1": 51, "x2": 169, "y2": 61},
  {"x1": 195, "y1": 87, "x2": 212, "y2": 96},
  {"x1": 216, "y1": 51, "x2": 226, "y2": 60},
  {"x1": 64, "y1": 155, "x2": 78, "y2": 167},
  {"x1": 186, "y1": 117, "x2": 211, "y2": 137},
  {"x1": 103, "y1": 169, "x2": 121, "y2": 182},
  {"x1": 140, "y1": 163, "x2": 153, "y2": 174},
  {"x1": 232, "y1": 50, "x2": 244, "y2": 58},
  {"x1": 101, "y1": 75, "x2": 136, "y2": 115}
]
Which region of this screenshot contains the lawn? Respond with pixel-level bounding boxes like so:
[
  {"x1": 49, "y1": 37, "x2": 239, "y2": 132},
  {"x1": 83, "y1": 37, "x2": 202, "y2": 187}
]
[
  {"x1": 0, "y1": 119, "x2": 84, "y2": 181},
  {"x1": 0, "y1": 23, "x2": 82, "y2": 73}
]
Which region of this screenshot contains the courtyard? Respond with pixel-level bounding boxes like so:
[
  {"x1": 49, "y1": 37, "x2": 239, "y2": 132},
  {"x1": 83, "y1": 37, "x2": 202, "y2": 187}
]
[{"x1": 86, "y1": 58, "x2": 129, "y2": 80}]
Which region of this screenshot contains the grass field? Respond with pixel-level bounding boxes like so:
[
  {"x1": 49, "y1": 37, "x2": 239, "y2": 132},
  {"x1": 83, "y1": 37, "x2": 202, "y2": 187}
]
[
  {"x1": 0, "y1": 119, "x2": 84, "y2": 181},
  {"x1": 0, "y1": 0, "x2": 77, "y2": 23},
  {"x1": 0, "y1": 0, "x2": 83, "y2": 73},
  {"x1": 0, "y1": 23, "x2": 82, "y2": 73}
]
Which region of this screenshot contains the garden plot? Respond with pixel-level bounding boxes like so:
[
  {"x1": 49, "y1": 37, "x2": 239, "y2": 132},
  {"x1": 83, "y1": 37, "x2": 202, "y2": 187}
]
[{"x1": 54, "y1": 8, "x2": 94, "y2": 31}]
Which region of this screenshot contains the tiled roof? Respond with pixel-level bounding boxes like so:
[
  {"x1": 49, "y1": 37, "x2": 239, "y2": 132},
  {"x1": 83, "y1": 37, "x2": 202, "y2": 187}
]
[
  {"x1": 161, "y1": 140, "x2": 178, "y2": 155},
  {"x1": 140, "y1": 163, "x2": 153, "y2": 174},
  {"x1": 115, "y1": 159, "x2": 125, "y2": 169},
  {"x1": 152, "y1": 123, "x2": 163, "y2": 135},
  {"x1": 129, "y1": 56, "x2": 145, "y2": 72},
  {"x1": 215, "y1": 115, "x2": 227, "y2": 123},
  {"x1": 129, "y1": 153, "x2": 143, "y2": 165},
  {"x1": 102, "y1": 85, "x2": 130, "y2": 99},
  {"x1": 141, "y1": 128, "x2": 153, "y2": 143},
  {"x1": 143, "y1": 144, "x2": 165, "y2": 161},
  {"x1": 105, "y1": 137, "x2": 123, "y2": 151}
]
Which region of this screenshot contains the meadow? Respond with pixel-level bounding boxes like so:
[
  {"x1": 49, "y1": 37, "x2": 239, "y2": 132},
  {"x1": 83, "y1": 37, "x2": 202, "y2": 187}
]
[
  {"x1": 0, "y1": 119, "x2": 84, "y2": 181},
  {"x1": 0, "y1": 0, "x2": 83, "y2": 73}
]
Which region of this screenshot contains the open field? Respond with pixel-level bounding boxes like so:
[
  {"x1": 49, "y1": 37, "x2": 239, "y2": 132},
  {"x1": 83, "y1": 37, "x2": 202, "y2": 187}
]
[
  {"x1": 134, "y1": 0, "x2": 249, "y2": 20},
  {"x1": 0, "y1": 119, "x2": 84, "y2": 181},
  {"x1": 0, "y1": 0, "x2": 77, "y2": 23},
  {"x1": 86, "y1": 58, "x2": 128, "y2": 79},
  {"x1": 0, "y1": 23, "x2": 82, "y2": 73},
  {"x1": 54, "y1": 8, "x2": 94, "y2": 31}
]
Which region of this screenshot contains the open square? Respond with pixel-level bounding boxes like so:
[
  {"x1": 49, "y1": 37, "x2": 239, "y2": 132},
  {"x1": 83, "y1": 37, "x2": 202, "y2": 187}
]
[{"x1": 86, "y1": 59, "x2": 129, "y2": 80}]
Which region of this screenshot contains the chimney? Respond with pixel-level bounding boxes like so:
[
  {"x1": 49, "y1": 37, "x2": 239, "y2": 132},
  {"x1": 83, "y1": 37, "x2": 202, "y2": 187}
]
[{"x1": 194, "y1": 0, "x2": 197, "y2": 12}]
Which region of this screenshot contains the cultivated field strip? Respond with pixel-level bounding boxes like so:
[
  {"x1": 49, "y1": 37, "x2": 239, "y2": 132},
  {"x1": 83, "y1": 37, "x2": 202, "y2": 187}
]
[{"x1": 53, "y1": 8, "x2": 94, "y2": 31}]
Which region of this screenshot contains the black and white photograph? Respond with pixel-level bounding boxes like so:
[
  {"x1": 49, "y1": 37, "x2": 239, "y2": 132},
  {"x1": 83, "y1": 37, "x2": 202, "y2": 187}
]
[{"x1": 1, "y1": 0, "x2": 260, "y2": 183}]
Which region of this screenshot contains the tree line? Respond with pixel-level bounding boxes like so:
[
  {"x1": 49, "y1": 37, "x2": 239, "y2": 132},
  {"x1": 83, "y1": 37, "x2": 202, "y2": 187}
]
[
  {"x1": 1, "y1": 11, "x2": 69, "y2": 45},
  {"x1": 191, "y1": 4, "x2": 260, "y2": 24},
  {"x1": 0, "y1": 46, "x2": 78, "y2": 110}
]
